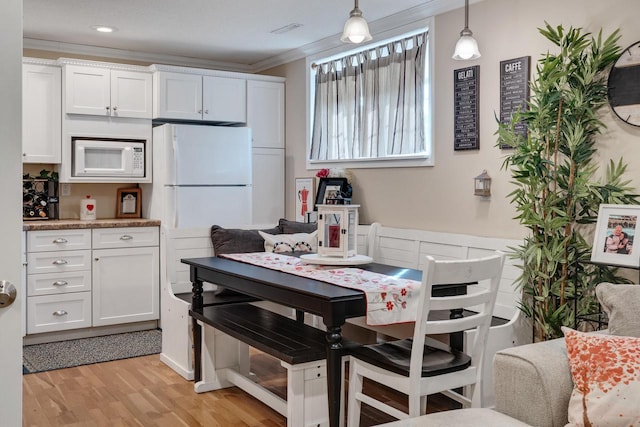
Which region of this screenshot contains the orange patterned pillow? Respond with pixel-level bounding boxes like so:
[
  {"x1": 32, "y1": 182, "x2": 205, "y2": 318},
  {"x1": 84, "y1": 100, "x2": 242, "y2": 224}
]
[{"x1": 562, "y1": 327, "x2": 640, "y2": 427}]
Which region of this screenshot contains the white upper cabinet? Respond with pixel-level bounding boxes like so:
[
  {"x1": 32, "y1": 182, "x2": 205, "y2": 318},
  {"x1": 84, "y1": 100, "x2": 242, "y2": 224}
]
[
  {"x1": 203, "y1": 76, "x2": 246, "y2": 123},
  {"x1": 64, "y1": 64, "x2": 152, "y2": 119},
  {"x1": 22, "y1": 61, "x2": 61, "y2": 163},
  {"x1": 153, "y1": 71, "x2": 202, "y2": 120},
  {"x1": 247, "y1": 80, "x2": 285, "y2": 148},
  {"x1": 110, "y1": 70, "x2": 153, "y2": 119},
  {"x1": 153, "y1": 71, "x2": 246, "y2": 123}
]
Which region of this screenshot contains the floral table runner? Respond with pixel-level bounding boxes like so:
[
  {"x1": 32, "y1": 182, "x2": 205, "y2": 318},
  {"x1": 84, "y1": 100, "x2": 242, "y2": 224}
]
[{"x1": 220, "y1": 252, "x2": 421, "y2": 326}]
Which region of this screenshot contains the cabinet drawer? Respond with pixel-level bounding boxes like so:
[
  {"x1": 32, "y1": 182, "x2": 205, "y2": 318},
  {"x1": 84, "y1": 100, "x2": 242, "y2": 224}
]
[
  {"x1": 92, "y1": 227, "x2": 159, "y2": 249},
  {"x1": 27, "y1": 292, "x2": 92, "y2": 334},
  {"x1": 27, "y1": 271, "x2": 92, "y2": 296},
  {"x1": 27, "y1": 250, "x2": 91, "y2": 275},
  {"x1": 27, "y1": 229, "x2": 91, "y2": 252}
]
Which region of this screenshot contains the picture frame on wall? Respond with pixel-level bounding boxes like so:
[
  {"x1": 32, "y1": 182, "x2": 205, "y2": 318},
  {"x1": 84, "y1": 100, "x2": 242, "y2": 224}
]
[
  {"x1": 453, "y1": 65, "x2": 480, "y2": 150},
  {"x1": 116, "y1": 187, "x2": 142, "y2": 219},
  {"x1": 314, "y1": 177, "x2": 349, "y2": 210},
  {"x1": 591, "y1": 204, "x2": 640, "y2": 267},
  {"x1": 295, "y1": 177, "x2": 315, "y2": 222},
  {"x1": 499, "y1": 56, "x2": 531, "y2": 148}
]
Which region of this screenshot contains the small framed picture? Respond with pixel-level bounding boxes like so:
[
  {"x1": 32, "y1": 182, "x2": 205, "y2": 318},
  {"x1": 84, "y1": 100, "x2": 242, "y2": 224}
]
[
  {"x1": 116, "y1": 188, "x2": 142, "y2": 219},
  {"x1": 315, "y1": 177, "x2": 349, "y2": 210},
  {"x1": 295, "y1": 177, "x2": 315, "y2": 222},
  {"x1": 591, "y1": 204, "x2": 640, "y2": 267}
]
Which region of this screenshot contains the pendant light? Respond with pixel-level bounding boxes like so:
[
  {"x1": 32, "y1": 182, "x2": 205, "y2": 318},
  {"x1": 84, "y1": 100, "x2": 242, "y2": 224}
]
[
  {"x1": 452, "y1": 0, "x2": 481, "y2": 60},
  {"x1": 340, "y1": 0, "x2": 372, "y2": 44}
]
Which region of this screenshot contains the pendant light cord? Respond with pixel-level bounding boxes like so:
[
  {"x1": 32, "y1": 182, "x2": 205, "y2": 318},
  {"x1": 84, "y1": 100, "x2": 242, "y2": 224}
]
[{"x1": 464, "y1": 0, "x2": 469, "y2": 30}]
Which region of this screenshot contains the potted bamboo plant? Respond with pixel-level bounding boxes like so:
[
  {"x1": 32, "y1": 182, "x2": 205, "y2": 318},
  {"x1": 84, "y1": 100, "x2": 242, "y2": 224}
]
[{"x1": 497, "y1": 23, "x2": 639, "y2": 341}]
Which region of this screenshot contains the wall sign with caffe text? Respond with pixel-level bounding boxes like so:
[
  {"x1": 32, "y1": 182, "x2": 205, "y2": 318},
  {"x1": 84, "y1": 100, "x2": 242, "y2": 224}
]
[
  {"x1": 454, "y1": 65, "x2": 480, "y2": 150},
  {"x1": 499, "y1": 56, "x2": 531, "y2": 148}
]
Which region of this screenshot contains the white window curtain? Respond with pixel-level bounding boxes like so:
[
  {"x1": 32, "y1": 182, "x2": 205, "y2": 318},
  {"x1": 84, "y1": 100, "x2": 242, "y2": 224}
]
[{"x1": 311, "y1": 32, "x2": 428, "y2": 161}]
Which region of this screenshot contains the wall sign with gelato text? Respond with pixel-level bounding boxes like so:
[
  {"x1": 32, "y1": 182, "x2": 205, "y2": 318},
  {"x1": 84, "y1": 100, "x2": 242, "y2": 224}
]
[{"x1": 454, "y1": 65, "x2": 480, "y2": 151}]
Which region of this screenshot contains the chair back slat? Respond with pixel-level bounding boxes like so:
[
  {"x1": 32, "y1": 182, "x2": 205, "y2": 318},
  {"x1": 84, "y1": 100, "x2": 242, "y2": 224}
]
[
  {"x1": 430, "y1": 256, "x2": 505, "y2": 285},
  {"x1": 409, "y1": 251, "x2": 505, "y2": 379},
  {"x1": 428, "y1": 289, "x2": 492, "y2": 311},
  {"x1": 424, "y1": 312, "x2": 491, "y2": 335}
]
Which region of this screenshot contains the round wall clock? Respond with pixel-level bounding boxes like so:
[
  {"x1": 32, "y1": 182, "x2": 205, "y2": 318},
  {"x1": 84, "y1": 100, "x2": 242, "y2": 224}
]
[{"x1": 608, "y1": 40, "x2": 640, "y2": 127}]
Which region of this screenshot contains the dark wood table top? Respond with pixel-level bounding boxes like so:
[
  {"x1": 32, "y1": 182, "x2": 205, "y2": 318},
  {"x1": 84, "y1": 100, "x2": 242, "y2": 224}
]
[{"x1": 182, "y1": 255, "x2": 470, "y2": 321}]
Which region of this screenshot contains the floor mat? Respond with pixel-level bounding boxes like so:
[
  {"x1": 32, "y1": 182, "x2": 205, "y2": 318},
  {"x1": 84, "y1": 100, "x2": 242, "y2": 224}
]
[{"x1": 23, "y1": 329, "x2": 161, "y2": 374}]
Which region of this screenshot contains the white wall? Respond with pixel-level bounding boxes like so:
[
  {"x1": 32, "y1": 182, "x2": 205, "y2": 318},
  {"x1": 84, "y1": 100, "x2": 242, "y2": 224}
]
[{"x1": 269, "y1": 0, "x2": 640, "y2": 240}]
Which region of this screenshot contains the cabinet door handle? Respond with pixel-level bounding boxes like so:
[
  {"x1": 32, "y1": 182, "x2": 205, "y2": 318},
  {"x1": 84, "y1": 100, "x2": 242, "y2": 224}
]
[
  {"x1": 52, "y1": 238, "x2": 68, "y2": 244},
  {"x1": 52, "y1": 281, "x2": 68, "y2": 287},
  {"x1": 52, "y1": 310, "x2": 68, "y2": 316},
  {"x1": 198, "y1": 109, "x2": 202, "y2": 114},
  {"x1": 120, "y1": 235, "x2": 133, "y2": 241},
  {"x1": 204, "y1": 109, "x2": 209, "y2": 115},
  {"x1": 52, "y1": 259, "x2": 68, "y2": 265},
  {"x1": 113, "y1": 106, "x2": 118, "y2": 111},
  {"x1": 106, "y1": 106, "x2": 110, "y2": 110}
]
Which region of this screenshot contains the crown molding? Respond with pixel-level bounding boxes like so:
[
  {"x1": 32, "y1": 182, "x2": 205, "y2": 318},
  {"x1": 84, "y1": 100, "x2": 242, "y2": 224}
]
[
  {"x1": 23, "y1": 38, "x2": 254, "y2": 73},
  {"x1": 149, "y1": 63, "x2": 285, "y2": 82},
  {"x1": 57, "y1": 57, "x2": 152, "y2": 72},
  {"x1": 22, "y1": 57, "x2": 59, "y2": 66},
  {"x1": 24, "y1": 0, "x2": 478, "y2": 74}
]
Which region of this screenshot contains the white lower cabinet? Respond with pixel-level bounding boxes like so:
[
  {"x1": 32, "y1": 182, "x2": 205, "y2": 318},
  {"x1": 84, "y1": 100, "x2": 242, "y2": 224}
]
[
  {"x1": 27, "y1": 293, "x2": 92, "y2": 334},
  {"x1": 92, "y1": 245, "x2": 159, "y2": 326},
  {"x1": 25, "y1": 226, "x2": 160, "y2": 335},
  {"x1": 92, "y1": 227, "x2": 159, "y2": 327},
  {"x1": 26, "y1": 229, "x2": 92, "y2": 334}
]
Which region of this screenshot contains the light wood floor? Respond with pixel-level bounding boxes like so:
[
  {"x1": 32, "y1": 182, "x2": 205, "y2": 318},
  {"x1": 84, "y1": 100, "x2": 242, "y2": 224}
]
[{"x1": 23, "y1": 351, "x2": 458, "y2": 426}]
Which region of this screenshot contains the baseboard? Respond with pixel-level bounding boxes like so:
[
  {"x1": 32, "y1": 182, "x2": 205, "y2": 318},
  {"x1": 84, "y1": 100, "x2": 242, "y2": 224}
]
[{"x1": 23, "y1": 320, "x2": 159, "y2": 345}]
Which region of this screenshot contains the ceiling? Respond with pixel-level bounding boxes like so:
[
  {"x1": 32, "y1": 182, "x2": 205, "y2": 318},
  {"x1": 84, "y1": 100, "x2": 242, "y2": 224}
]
[{"x1": 23, "y1": 0, "x2": 465, "y2": 72}]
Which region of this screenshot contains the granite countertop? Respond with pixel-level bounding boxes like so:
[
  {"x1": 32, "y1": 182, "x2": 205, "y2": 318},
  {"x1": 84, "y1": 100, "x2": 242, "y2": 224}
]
[{"x1": 22, "y1": 218, "x2": 161, "y2": 231}]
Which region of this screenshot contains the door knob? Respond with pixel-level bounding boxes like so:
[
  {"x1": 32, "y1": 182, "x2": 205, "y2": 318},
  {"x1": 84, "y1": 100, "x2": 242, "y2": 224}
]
[{"x1": 0, "y1": 280, "x2": 16, "y2": 308}]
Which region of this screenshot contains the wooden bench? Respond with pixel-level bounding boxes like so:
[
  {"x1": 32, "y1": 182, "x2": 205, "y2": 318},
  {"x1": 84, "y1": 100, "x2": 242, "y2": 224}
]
[
  {"x1": 191, "y1": 303, "x2": 330, "y2": 364},
  {"x1": 175, "y1": 290, "x2": 258, "y2": 306},
  {"x1": 190, "y1": 303, "x2": 355, "y2": 427}
]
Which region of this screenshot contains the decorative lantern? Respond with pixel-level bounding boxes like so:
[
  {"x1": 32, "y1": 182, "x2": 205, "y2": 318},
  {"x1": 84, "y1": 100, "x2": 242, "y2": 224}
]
[
  {"x1": 317, "y1": 204, "x2": 359, "y2": 258},
  {"x1": 474, "y1": 170, "x2": 492, "y2": 197}
]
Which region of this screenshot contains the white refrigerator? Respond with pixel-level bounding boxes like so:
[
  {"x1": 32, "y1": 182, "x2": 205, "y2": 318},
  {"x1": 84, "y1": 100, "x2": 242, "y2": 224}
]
[{"x1": 145, "y1": 123, "x2": 252, "y2": 229}]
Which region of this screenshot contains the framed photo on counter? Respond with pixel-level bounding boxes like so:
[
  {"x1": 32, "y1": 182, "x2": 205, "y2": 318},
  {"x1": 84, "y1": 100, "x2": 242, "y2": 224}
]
[
  {"x1": 314, "y1": 177, "x2": 349, "y2": 210},
  {"x1": 116, "y1": 188, "x2": 142, "y2": 219}
]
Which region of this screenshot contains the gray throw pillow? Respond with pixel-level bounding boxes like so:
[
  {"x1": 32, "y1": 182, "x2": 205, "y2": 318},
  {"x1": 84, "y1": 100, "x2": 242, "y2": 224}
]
[
  {"x1": 278, "y1": 218, "x2": 317, "y2": 234},
  {"x1": 596, "y1": 282, "x2": 640, "y2": 338},
  {"x1": 209, "y1": 224, "x2": 280, "y2": 296},
  {"x1": 210, "y1": 224, "x2": 280, "y2": 255}
]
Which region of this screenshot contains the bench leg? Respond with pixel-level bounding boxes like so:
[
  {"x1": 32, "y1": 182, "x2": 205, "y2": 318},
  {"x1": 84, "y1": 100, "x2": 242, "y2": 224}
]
[
  {"x1": 284, "y1": 360, "x2": 330, "y2": 427},
  {"x1": 194, "y1": 321, "x2": 250, "y2": 393}
]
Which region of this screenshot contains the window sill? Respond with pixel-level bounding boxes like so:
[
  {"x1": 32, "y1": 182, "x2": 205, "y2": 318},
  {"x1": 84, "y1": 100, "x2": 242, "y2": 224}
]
[{"x1": 307, "y1": 156, "x2": 433, "y2": 170}]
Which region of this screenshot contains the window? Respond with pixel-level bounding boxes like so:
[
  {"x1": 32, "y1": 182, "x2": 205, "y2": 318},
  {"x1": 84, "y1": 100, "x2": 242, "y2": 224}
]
[{"x1": 308, "y1": 29, "x2": 432, "y2": 168}]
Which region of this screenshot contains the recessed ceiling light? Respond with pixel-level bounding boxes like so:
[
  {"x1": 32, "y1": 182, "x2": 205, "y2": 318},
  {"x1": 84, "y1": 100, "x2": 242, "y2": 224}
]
[{"x1": 91, "y1": 25, "x2": 117, "y2": 33}]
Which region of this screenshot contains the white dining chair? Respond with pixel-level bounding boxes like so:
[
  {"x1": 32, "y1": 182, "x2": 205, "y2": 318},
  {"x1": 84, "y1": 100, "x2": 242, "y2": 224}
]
[{"x1": 346, "y1": 251, "x2": 506, "y2": 425}]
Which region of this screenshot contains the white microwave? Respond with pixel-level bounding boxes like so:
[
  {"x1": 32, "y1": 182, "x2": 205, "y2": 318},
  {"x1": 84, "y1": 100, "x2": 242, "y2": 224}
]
[{"x1": 72, "y1": 138, "x2": 145, "y2": 178}]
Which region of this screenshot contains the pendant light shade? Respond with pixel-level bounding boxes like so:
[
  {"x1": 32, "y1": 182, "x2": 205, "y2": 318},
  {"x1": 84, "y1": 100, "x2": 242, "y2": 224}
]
[
  {"x1": 341, "y1": 0, "x2": 372, "y2": 44},
  {"x1": 452, "y1": 0, "x2": 481, "y2": 60}
]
